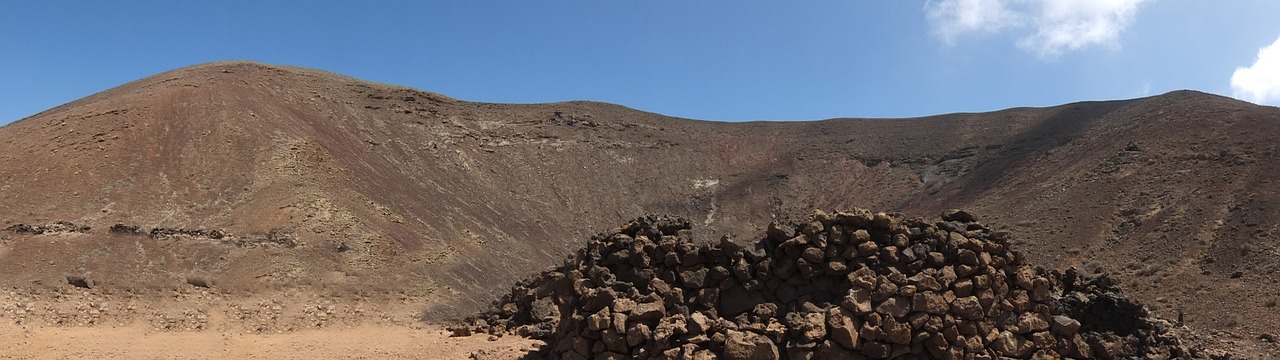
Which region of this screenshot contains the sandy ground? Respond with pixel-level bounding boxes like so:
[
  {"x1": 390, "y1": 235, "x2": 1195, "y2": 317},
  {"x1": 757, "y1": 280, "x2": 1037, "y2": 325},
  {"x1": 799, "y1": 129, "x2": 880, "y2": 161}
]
[
  {"x1": 0, "y1": 286, "x2": 543, "y2": 359},
  {"x1": 0, "y1": 323, "x2": 542, "y2": 359}
]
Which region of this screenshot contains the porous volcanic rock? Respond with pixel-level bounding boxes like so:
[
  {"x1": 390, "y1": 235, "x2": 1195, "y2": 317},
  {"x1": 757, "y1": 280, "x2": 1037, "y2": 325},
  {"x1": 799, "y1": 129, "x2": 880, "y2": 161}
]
[{"x1": 471, "y1": 209, "x2": 1200, "y2": 359}]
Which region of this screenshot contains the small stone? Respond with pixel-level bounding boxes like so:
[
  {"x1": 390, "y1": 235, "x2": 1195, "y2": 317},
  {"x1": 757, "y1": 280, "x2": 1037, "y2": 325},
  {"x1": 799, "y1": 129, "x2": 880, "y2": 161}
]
[
  {"x1": 927, "y1": 251, "x2": 946, "y2": 265},
  {"x1": 859, "y1": 341, "x2": 892, "y2": 358},
  {"x1": 66, "y1": 276, "x2": 91, "y2": 289},
  {"x1": 722, "y1": 330, "x2": 780, "y2": 360},
  {"x1": 530, "y1": 297, "x2": 559, "y2": 322},
  {"x1": 754, "y1": 303, "x2": 779, "y2": 320},
  {"x1": 767, "y1": 222, "x2": 796, "y2": 241},
  {"x1": 1051, "y1": 315, "x2": 1081, "y2": 335},
  {"x1": 1029, "y1": 331, "x2": 1056, "y2": 349},
  {"x1": 897, "y1": 284, "x2": 916, "y2": 298},
  {"x1": 857, "y1": 241, "x2": 878, "y2": 257},
  {"x1": 612, "y1": 312, "x2": 628, "y2": 334},
  {"x1": 814, "y1": 340, "x2": 859, "y2": 359},
  {"x1": 971, "y1": 274, "x2": 990, "y2": 290},
  {"x1": 827, "y1": 307, "x2": 860, "y2": 350},
  {"x1": 852, "y1": 229, "x2": 871, "y2": 243},
  {"x1": 588, "y1": 308, "x2": 611, "y2": 331},
  {"x1": 953, "y1": 278, "x2": 974, "y2": 297},
  {"x1": 597, "y1": 352, "x2": 627, "y2": 360},
  {"x1": 185, "y1": 276, "x2": 214, "y2": 288},
  {"x1": 847, "y1": 267, "x2": 877, "y2": 290},
  {"x1": 957, "y1": 249, "x2": 979, "y2": 266},
  {"x1": 785, "y1": 311, "x2": 827, "y2": 343},
  {"x1": 627, "y1": 323, "x2": 652, "y2": 347},
  {"x1": 801, "y1": 247, "x2": 824, "y2": 263},
  {"x1": 879, "y1": 246, "x2": 900, "y2": 263},
  {"x1": 875, "y1": 297, "x2": 910, "y2": 319},
  {"x1": 784, "y1": 341, "x2": 818, "y2": 360},
  {"x1": 680, "y1": 268, "x2": 710, "y2": 288},
  {"x1": 1014, "y1": 313, "x2": 1050, "y2": 334},
  {"x1": 913, "y1": 292, "x2": 949, "y2": 315},
  {"x1": 991, "y1": 331, "x2": 1030, "y2": 357},
  {"x1": 1040, "y1": 350, "x2": 1071, "y2": 360},
  {"x1": 843, "y1": 288, "x2": 873, "y2": 315},
  {"x1": 824, "y1": 261, "x2": 849, "y2": 275},
  {"x1": 1087, "y1": 334, "x2": 1125, "y2": 359},
  {"x1": 688, "y1": 312, "x2": 710, "y2": 335},
  {"x1": 872, "y1": 212, "x2": 899, "y2": 230},
  {"x1": 1013, "y1": 266, "x2": 1036, "y2": 290},
  {"x1": 720, "y1": 286, "x2": 763, "y2": 317},
  {"x1": 655, "y1": 314, "x2": 687, "y2": 341},
  {"x1": 880, "y1": 318, "x2": 912, "y2": 344},
  {"x1": 631, "y1": 301, "x2": 665, "y2": 322},
  {"x1": 925, "y1": 333, "x2": 949, "y2": 358},
  {"x1": 611, "y1": 298, "x2": 637, "y2": 314},
  {"x1": 936, "y1": 266, "x2": 958, "y2": 286},
  {"x1": 941, "y1": 209, "x2": 976, "y2": 223},
  {"x1": 872, "y1": 278, "x2": 898, "y2": 302},
  {"x1": 1068, "y1": 334, "x2": 1092, "y2": 358},
  {"x1": 950, "y1": 296, "x2": 984, "y2": 320}
]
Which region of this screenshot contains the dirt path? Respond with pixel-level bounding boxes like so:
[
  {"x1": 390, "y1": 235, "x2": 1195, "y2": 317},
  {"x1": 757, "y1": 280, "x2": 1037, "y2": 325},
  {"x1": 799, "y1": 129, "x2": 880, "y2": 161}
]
[{"x1": 0, "y1": 323, "x2": 542, "y2": 360}]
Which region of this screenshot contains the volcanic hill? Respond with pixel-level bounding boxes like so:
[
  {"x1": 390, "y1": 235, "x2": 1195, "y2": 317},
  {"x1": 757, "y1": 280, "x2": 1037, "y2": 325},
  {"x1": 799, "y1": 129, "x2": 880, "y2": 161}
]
[{"x1": 0, "y1": 61, "x2": 1277, "y2": 349}]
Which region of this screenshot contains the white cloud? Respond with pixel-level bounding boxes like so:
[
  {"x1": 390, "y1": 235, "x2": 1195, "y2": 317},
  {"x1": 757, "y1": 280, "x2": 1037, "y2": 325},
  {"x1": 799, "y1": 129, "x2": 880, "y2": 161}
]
[
  {"x1": 1231, "y1": 36, "x2": 1280, "y2": 105},
  {"x1": 925, "y1": 0, "x2": 1150, "y2": 58},
  {"x1": 924, "y1": 0, "x2": 1020, "y2": 45},
  {"x1": 1017, "y1": 0, "x2": 1148, "y2": 58}
]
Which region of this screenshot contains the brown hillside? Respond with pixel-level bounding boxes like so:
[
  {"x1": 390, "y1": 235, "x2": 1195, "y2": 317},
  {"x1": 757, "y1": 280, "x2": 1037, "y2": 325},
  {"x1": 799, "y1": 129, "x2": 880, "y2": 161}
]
[{"x1": 0, "y1": 61, "x2": 1276, "y2": 350}]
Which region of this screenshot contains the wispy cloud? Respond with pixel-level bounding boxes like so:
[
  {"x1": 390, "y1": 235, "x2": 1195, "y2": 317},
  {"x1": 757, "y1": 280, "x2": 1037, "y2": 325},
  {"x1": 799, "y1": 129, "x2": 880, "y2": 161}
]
[
  {"x1": 925, "y1": 0, "x2": 1150, "y2": 59},
  {"x1": 1231, "y1": 35, "x2": 1280, "y2": 105}
]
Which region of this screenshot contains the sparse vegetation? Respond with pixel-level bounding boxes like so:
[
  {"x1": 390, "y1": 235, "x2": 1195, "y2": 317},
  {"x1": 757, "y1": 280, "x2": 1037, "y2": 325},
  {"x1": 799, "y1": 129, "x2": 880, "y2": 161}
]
[
  {"x1": 1224, "y1": 314, "x2": 1242, "y2": 327},
  {"x1": 1136, "y1": 264, "x2": 1163, "y2": 277}
]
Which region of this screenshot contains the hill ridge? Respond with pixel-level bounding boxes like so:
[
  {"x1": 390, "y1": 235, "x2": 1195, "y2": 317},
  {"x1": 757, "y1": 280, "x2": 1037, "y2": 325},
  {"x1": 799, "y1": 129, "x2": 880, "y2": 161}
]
[{"x1": 10, "y1": 60, "x2": 1244, "y2": 129}]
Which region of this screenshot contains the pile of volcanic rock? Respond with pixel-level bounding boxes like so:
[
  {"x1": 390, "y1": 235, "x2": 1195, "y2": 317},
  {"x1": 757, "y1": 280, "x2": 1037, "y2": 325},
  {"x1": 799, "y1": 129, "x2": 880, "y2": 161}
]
[{"x1": 457, "y1": 210, "x2": 1192, "y2": 359}]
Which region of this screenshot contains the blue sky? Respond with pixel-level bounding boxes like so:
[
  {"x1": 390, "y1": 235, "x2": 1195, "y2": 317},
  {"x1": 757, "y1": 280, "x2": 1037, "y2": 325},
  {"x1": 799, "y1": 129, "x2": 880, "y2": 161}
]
[{"x1": 2, "y1": 1, "x2": 1280, "y2": 124}]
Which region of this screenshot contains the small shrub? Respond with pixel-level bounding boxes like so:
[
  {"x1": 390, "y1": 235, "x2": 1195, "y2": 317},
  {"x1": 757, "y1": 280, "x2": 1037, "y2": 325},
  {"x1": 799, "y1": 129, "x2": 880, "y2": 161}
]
[
  {"x1": 1225, "y1": 313, "x2": 1242, "y2": 327},
  {"x1": 1136, "y1": 264, "x2": 1162, "y2": 277}
]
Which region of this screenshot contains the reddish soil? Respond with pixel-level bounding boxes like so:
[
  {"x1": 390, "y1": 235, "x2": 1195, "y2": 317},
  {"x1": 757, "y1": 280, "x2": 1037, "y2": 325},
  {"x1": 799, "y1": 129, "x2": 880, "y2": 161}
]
[{"x1": 0, "y1": 61, "x2": 1277, "y2": 357}]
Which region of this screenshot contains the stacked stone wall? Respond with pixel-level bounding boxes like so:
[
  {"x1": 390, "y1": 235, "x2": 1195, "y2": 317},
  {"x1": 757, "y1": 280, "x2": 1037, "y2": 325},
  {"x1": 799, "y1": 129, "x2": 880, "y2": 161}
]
[{"x1": 459, "y1": 210, "x2": 1188, "y2": 359}]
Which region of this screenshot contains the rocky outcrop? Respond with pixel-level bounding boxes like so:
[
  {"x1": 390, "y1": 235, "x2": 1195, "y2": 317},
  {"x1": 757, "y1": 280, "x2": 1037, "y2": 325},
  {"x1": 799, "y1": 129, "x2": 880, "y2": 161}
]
[
  {"x1": 109, "y1": 224, "x2": 297, "y2": 248},
  {"x1": 4, "y1": 221, "x2": 91, "y2": 234},
  {"x1": 13, "y1": 222, "x2": 297, "y2": 248},
  {"x1": 459, "y1": 210, "x2": 1196, "y2": 359}
]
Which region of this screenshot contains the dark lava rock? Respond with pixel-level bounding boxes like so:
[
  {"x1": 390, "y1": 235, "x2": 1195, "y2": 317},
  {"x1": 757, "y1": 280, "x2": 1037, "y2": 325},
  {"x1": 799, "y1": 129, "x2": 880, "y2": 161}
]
[{"x1": 457, "y1": 210, "x2": 1201, "y2": 359}]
